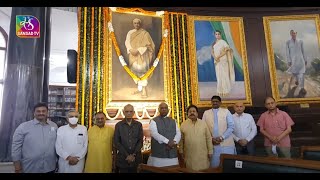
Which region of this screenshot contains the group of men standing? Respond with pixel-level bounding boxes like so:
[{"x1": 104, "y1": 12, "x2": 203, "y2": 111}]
[
  {"x1": 11, "y1": 103, "x2": 145, "y2": 173},
  {"x1": 178, "y1": 95, "x2": 294, "y2": 171},
  {"x1": 11, "y1": 95, "x2": 294, "y2": 173}
]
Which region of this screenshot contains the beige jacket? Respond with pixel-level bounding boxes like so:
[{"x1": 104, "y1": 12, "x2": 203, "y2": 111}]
[{"x1": 202, "y1": 108, "x2": 234, "y2": 147}]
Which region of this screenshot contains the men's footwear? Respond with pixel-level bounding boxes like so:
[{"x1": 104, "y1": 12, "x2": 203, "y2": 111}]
[
  {"x1": 132, "y1": 90, "x2": 141, "y2": 95},
  {"x1": 141, "y1": 87, "x2": 148, "y2": 98}
]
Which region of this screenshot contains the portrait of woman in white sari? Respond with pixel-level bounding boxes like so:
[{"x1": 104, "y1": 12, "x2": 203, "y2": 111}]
[
  {"x1": 188, "y1": 16, "x2": 251, "y2": 106},
  {"x1": 211, "y1": 30, "x2": 235, "y2": 97}
]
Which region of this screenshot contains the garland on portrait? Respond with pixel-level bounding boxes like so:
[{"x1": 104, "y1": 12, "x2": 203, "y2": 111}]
[{"x1": 105, "y1": 7, "x2": 169, "y2": 88}]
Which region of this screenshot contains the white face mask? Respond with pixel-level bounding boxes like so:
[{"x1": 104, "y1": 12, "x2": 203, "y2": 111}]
[{"x1": 69, "y1": 117, "x2": 78, "y2": 125}]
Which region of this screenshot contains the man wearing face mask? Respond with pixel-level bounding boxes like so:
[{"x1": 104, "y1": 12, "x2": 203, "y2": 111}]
[
  {"x1": 55, "y1": 110, "x2": 88, "y2": 173},
  {"x1": 148, "y1": 102, "x2": 181, "y2": 167},
  {"x1": 84, "y1": 112, "x2": 115, "y2": 173}
]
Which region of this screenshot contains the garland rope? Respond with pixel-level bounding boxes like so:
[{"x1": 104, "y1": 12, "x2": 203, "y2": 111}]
[{"x1": 106, "y1": 9, "x2": 168, "y2": 82}]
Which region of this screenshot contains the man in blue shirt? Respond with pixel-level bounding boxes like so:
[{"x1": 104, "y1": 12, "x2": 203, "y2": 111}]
[{"x1": 12, "y1": 103, "x2": 58, "y2": 173}]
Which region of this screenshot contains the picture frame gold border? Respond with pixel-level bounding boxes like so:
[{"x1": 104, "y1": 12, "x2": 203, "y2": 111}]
[
  {"x1": 103, "y1": 7, "x2": 172, "y2": 109},
  {"x1": 188, "y1": 15, "x2": 252, "y2": 108},
  {"x1": 263, "y1": 14, "x2": 320, "y2": 105}
]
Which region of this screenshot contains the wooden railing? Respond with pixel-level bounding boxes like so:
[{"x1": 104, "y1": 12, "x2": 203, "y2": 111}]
[
  {"x1": 202, "y1": 154, "x2": 320, "y2": 173},
  {"x1": 300, "y1": 146, "x2": 320, "y2": 161}
]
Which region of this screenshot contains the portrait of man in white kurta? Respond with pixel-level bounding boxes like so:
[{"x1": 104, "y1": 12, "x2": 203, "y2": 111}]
[
  {"x1": 265, "y1": 16, "x2": 320, "y2": 100},
  {"x1": 109, "y1": 12, "x2": 165, "y2": 102}
]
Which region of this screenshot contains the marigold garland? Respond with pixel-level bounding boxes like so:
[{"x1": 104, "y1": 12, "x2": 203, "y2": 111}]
[{"x1": 107, "y1": 8, "x2": 168, "y2": 82}]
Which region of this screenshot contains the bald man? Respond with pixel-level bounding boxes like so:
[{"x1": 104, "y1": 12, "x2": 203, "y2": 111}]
[
  {"x1": 232, "y1": 102, "x2": 257, "y2": 155},
  {"x1": 148, "y1": 102, "x2": 181, "y2": 167},
  {"x1": 114, "y1": 104, "x2": 143, "y2": 173},
  {"x1": 257, "y1": 97, "x2": 294, "y2": 158},
  {"x1": 125, "y1": 18, "x2": 155, "y2": 98}
]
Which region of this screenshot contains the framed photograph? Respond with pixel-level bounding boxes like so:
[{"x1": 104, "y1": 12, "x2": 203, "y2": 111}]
[
  {"x1": 104, "y1": 8, "x2": 171, "y2": 108},
  {"x1": 263, "y1": 14, "x2": 320, "y2": 104},
  {"x1": 188, "y1": 15, "x2": 252, "y2": 107}
]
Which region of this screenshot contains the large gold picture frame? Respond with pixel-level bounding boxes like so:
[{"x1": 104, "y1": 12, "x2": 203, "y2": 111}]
[
  {"x1": 104, "y1": 7, "x2": 172, "y2": 109},
  {"x1": 263, "y1": 14, "x2": 320, "y2": 104},
  {"x1": 188, "y1": 15, "x2": 252, "y2": 107}
]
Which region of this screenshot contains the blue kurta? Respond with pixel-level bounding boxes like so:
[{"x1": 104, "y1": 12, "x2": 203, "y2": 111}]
[{"x1": 211, "y1": 109, "x2": 236, "y2": 167}]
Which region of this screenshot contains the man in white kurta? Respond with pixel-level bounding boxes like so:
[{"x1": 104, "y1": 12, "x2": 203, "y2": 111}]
[
  {"x1": 286, "y1": 30, "x2": 307, "y2": 89},
  {"x1": 148, "y1": 102, "x2": 181, "y2": 167},
  {"x1": 56, "y1": 110, "x2": 88, "y2": 173},
  {"x1": 179, "y1": 105, "x2": 213, "y2": 171},
  {"x1": 125, "y1": 18, "x2": 155, "y2": 98}
]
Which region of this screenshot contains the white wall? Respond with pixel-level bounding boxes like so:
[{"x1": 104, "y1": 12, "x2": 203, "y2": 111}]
[
  {"x1": 50, "y1": 8, "x2": 78, "y2": 85},
  {"x1": 0, "y1": 7, "x2": 11, "y2": 35},
  {"x1": 51, "y1": 8, "x2": 78, "y2": 54}
]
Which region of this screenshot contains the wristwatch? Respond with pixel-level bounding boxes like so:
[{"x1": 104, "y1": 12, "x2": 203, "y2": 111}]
[{"x1": 219, "y1": 136, "x2": 224, "y2": 141}]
